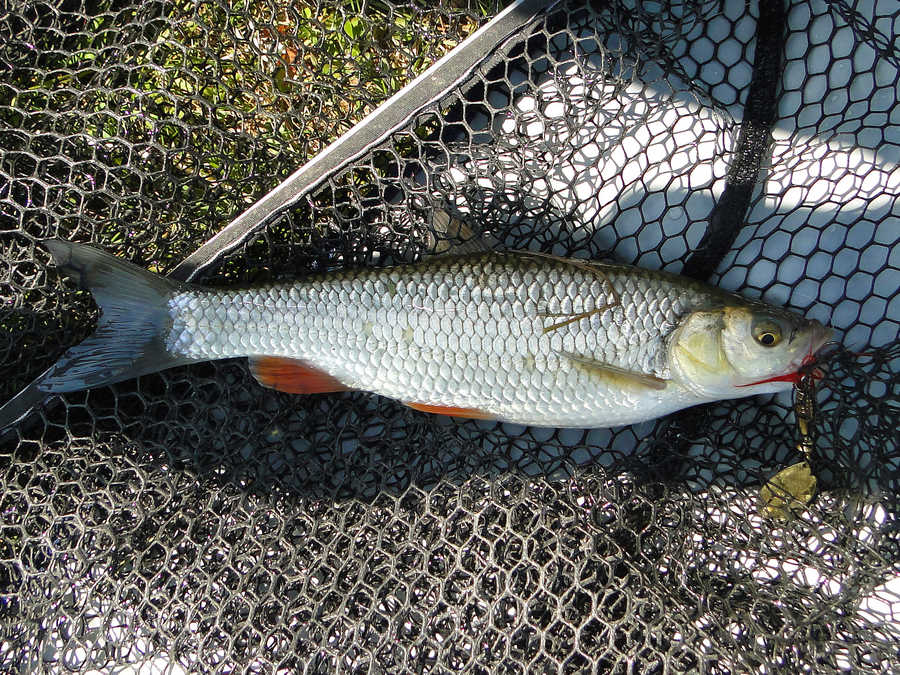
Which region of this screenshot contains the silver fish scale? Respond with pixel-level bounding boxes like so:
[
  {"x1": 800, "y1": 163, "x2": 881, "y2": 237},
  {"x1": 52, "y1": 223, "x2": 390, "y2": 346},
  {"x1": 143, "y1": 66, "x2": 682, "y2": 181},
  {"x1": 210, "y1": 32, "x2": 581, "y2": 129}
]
[{"x1": 165, "y1": 252, "x2": 730, "y2": 427}]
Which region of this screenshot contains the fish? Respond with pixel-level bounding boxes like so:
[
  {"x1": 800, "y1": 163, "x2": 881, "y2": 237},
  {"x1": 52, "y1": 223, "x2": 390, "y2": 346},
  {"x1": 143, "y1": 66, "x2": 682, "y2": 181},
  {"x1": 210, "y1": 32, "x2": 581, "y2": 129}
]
[{"x1": 0, "y1": 239, "x2": 832, "y2": 430}]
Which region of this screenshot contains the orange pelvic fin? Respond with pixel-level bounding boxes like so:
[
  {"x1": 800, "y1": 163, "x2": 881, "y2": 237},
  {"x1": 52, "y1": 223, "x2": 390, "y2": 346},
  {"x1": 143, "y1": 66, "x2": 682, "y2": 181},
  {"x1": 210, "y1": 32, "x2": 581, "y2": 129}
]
[
  {"x1": 404, "y1": 402, "x2": 494, "y2": 420},
  {"x1": 249, "y1": 356, "x2": 351, "y2": 394}
]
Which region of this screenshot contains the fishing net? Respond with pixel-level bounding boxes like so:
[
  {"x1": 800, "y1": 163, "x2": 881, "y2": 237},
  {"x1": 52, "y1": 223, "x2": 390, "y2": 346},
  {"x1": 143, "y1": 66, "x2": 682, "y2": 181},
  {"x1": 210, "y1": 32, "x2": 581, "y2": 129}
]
[{"x1": 2, "y1": 0, "x2": 898, "y2": 671}]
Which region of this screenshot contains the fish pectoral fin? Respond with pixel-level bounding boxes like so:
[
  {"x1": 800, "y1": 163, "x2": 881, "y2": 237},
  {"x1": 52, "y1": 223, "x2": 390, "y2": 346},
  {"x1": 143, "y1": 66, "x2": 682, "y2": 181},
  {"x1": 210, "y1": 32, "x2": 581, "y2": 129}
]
[
  {"x1": 249, "y1": 356, "x2": 352, "y2": 394},
  {"x1": 404, "y1": 402, "x2": 495, "y2": 420},
  {"x1": 560, "y1": 351, "x2": 668, "y2": 391}
]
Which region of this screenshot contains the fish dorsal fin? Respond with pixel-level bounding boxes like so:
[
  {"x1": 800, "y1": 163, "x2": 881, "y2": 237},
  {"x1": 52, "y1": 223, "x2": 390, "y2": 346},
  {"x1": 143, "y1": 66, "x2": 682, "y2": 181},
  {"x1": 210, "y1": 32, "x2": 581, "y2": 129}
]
[
  {"x1": 249, "y1": 356, "x2": 351, "y2": 394},
  {"x1": 428, "y1": 210, "x2": 499, "y2": 256},
  {"x1": 404, "y1": 402, "x2": 494, "y2": 420},
  {"x1": 560, "y1": 351, "x2": 668, "y2": 391}
]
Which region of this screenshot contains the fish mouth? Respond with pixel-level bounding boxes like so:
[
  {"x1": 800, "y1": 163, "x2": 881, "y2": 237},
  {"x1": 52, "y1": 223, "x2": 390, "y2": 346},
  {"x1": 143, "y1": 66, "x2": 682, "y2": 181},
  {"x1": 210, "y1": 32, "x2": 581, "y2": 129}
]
[{"x1": 737, "y1": 320, "x2": 833, "y2": 389}]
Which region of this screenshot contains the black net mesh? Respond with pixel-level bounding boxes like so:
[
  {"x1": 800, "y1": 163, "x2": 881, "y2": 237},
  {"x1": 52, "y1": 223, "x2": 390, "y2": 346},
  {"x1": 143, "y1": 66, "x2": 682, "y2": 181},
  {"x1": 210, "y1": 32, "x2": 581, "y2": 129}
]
[{"x1": 2, "y1": 0, "x2": 899, "y2": 672}]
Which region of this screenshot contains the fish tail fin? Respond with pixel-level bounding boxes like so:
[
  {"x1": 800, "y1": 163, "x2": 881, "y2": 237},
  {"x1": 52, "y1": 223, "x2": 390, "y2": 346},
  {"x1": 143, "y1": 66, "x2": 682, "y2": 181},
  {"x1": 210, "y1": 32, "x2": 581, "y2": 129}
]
[{"x1": 0, "y1": 240, "x2": 193, "y2": 430}]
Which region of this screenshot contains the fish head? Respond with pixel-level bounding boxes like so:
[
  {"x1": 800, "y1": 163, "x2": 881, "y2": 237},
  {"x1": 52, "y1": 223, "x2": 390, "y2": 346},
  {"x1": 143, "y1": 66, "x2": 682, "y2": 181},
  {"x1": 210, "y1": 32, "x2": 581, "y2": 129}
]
[{"x1": 669, "y1": 305, "x2": 832, "y2": 399}]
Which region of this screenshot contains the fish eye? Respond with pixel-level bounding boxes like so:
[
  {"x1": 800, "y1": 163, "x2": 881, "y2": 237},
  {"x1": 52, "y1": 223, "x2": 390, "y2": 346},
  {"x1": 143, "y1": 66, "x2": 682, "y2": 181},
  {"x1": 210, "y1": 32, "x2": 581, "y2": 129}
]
[{"x1": 752, "y1": 319, "x2": 782, "y2": 347}]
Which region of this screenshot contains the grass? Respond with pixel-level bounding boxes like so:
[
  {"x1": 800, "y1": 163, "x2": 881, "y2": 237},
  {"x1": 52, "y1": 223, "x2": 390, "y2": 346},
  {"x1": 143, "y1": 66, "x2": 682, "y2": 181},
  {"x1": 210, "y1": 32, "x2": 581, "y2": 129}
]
[{"x1": 0, "y1": 0, "x2": 500, "y2": 271}]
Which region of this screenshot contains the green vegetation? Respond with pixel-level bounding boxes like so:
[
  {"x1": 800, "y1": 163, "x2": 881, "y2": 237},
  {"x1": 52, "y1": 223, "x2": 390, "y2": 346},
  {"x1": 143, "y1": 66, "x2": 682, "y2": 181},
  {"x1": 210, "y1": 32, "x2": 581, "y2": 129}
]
[{"x1": 0, "y1": 0, "x2": 497, "y2": 270}]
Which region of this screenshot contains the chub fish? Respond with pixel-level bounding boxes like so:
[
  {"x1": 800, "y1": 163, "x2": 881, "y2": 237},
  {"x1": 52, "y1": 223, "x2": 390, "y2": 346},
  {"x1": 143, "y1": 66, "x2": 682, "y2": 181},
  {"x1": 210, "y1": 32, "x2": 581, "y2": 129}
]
[{"x1": 0, "y1": 240, "x2": 831, "y2": 429}]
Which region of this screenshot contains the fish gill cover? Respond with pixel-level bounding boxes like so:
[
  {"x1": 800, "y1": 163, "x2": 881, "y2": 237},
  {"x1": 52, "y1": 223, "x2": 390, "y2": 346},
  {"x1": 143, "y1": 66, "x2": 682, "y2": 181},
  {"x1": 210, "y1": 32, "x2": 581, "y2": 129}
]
[{"x1": 0, "y1": 0, "x2": 898, "y2": 672}]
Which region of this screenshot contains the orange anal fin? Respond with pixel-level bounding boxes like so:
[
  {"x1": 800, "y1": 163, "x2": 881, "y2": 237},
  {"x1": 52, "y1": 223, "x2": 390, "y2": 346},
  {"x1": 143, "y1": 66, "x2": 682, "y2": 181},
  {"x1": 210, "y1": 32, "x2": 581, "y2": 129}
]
[
  {"x1": 249, "y1": 356, "x2": 351, "y2": 394},
  {"x1": 404, "y1": 402, "x2": 494, "y2": 420}
]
